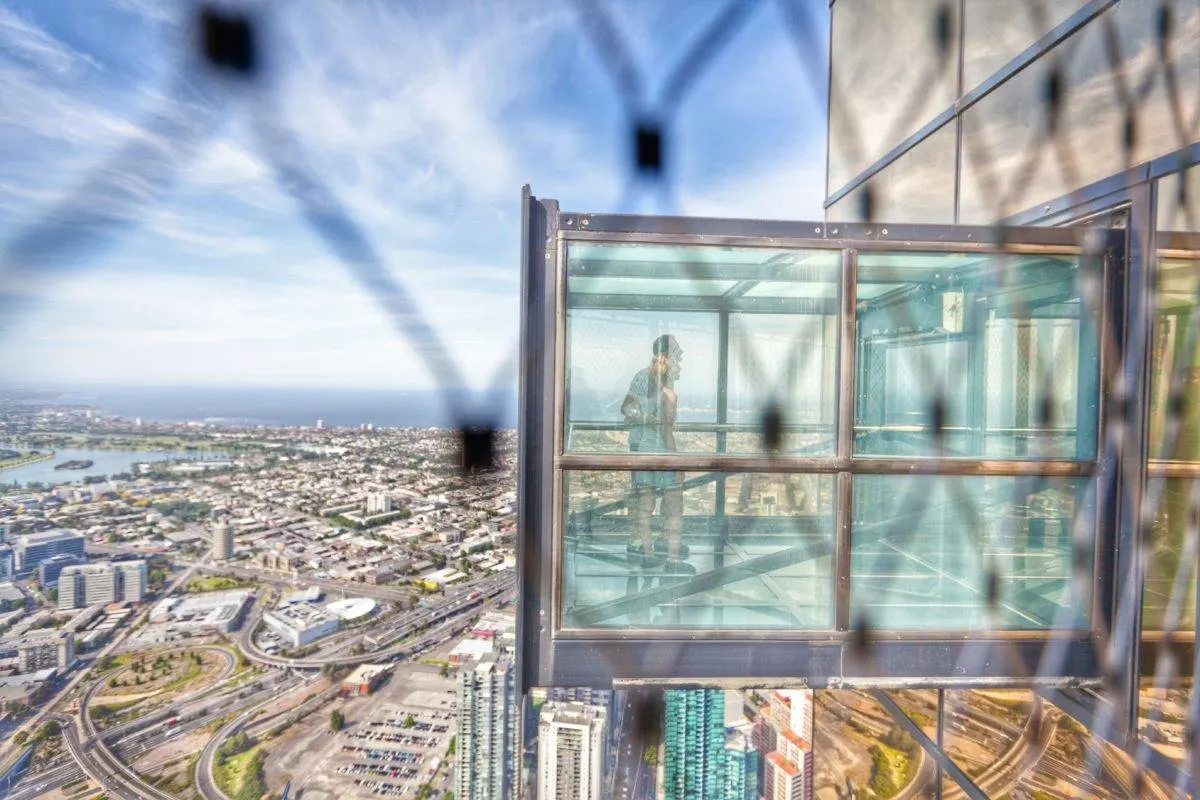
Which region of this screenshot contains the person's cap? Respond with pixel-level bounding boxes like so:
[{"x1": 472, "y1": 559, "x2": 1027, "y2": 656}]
[{"x1": 652, "y1": 334, "x2": 682, "y2": 359}]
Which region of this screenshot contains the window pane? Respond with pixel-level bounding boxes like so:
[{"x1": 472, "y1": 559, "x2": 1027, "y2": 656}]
[
  {"x1": 1149, "y1": 254, "x2": 1200, "y2": 460},
  {"x1": 1139, "y1": 677, "x2": 1193, "y2": 768},
  {"x1": 1144, "y1": 478, "x2": 1197, "y2": 633},
  {"x1": 855, "y1": 250, "x2": 1099, "y2": 458},
  {"x1": 963, "y1": 0, "x2": 1087, "y2": 90},
  {"x1": 564, "y1": 243, "x2": 841, "y2": 456},
  {"x1": 1158, "y1": 165, "x2": 1200, "y2": 233},
  {"x1": 829, "y1": 0, "x2": 960, "y2": 193},
  {"x1": 561, "y1": 470, "x2": 834, "y2": 630},
  {"x1": 826, "y1": 122, "x2": 957, "y2": 225},
  {"x1": 960, "y1": 1, "x2": 1200, "y2": 223},
  {"x1": 726, "y1": 313, "x2": 836, "y2": 455},
  {"x1": 851, "y1": 475, "x2": 1093, "y2": 630}
]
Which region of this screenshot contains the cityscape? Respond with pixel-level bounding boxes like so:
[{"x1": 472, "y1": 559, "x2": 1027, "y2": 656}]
[
  {"x1": 0, "y1": 394, "x2": 1184, "y2": 800},
  {"x1": 0, "y1": 0, "x2": 1197, "y2": 798}
]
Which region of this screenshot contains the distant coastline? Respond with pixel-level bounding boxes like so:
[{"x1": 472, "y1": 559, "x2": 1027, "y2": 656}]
[{"x1": 4, "y1": 385, "x2": 519, "y2": 429}]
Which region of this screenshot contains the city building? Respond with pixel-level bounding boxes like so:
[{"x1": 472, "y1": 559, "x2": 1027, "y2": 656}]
[
  {"x1": 537, "y1": 701, "x2": 607, "y2": 800},
  {"x1": 13, "y1": 631, "x2": 74, "y2": 672},
  {"x1": 546, "y1": 687, "x2": 614, "y2": 710},
  {"x1": 0, "y1": 582, "x2": 25, "y2": 612},
  {"x1": 0, "y1": 669, "x2": 55, "y2": 712},
  {"x1": 258, "y1": 549, "x2": 297, "y2": 573},
  {"x1": 456, "y1": 652, "x2": 518, "y2": 800},
  {"x1": 59, "y1": 560, "x2": 148, "y2": 609},
  {"x1": 212, "y1": 520, "x2": 233, "y2": 561},
  {"x1": 339, "y1": 664, "x2": 391, "y2": 697},
  {"x1": 37, "y1": 553, "x2": 86, "y2": 588},
  {"x1": 149, "y1": 589, "x2": 252, "y2": 634},
  {"x1": 262, "y1": 602, "x2": 341, "y2": 647},
  {"x1": 13, "y1": 529, "x2": 85, "y2": 575},
  {"x1": 316, "y1": 418, "x2": 324, "y2": 430},
  {"x1": 724, "y1": 729, "x2": 758, "y2": 800},
  {"x1": 663, "y1": 690, "x2": 726, "y2": 800},
  {"x1": 365, "y1": 492, "x2": 393, "y2": 515},
  {"x1": 0, "y1": 544, "x2": 13, "y2": 580},
  {"x1": 761, "y1": 691, "x2": 813, "y2": 800}
]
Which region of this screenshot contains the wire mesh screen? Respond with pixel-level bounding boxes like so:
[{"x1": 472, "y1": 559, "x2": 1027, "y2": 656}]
[{"x1": 0, "y1": 0, "x2": 1197, "y2": 799}]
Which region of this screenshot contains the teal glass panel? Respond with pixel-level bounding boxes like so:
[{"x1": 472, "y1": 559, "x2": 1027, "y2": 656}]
[
  {"x1": 562, "y1": 470, "x2": 835, "y2": 630},
  {"x1": 850, "y1": 475, "x2": 1092, "y2": 630},
  {"x1": 854, "y1": 250, "x2": 1099, "y2": 458},
  {"x1": 564, "y1": 243, "x2": 840, "y2": 456}
]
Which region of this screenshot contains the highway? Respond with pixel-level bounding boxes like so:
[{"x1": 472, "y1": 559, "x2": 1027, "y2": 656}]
[
  {"x1": 87, "y1": 542, "x2": 418, "y2": 602},
  {"x1": 0, "y1": 553, "x2": 513, "y2": 798},
  {"x1": 5, "y1": 645, "x2": 254, "y2": 800},
  {"x1": 0, "y1": 561, "x2": 202, "y2": 778},
  {"x1": 194, "y1": 678, "x2": 315, "y2": 800},
  {"x1": 237, "y1": 572, "x2": 515, "y2": 668}
]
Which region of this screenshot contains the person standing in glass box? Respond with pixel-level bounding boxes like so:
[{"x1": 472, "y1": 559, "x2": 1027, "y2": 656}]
[{"x1": 621, "y1": 334, "x2": 695, "y2": 575}]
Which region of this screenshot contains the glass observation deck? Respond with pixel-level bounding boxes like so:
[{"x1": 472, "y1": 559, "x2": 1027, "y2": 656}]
[{"x1": 517, "y1": 192, "x2": 1156, "y2": 689}]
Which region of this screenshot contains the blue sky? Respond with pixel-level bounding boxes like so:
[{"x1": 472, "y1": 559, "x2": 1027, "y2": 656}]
[{"x1": 0, "y1": 0, "x2": 829, "y2": 392}]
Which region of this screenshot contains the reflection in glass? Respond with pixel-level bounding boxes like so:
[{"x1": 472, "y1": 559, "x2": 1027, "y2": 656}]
[
  {"x1": 562, "y1": 471, "x2": 834, "y2": 629},
  {"x1": 1149, "y1": 256, "x2": 1200, "y2": 460},
  {"x1": 829, "y1": 0, "x2": 960, "y2": 193},
  {"x1": 727, "y1": 313, "x2": 836, "y2": 455},
  {"x1": 1158, "y1": 165, "x2": 1200, "y2": 233},
  {"x1": 963, "y1": 0, "x2": 1086, "y2": 90},
  {"x1": 564, "y1": 242, "x2": 840, "y2": 456},
  {"x1": 851, "y1": 476, "x2": 1092, "y2": 629},
  {"x1": 826, "y1": 121, "x2": 958, "y2": 225},
  {"x1": 960, "y1": 2, "x2": 1200, "y2": 223},
  {"x1": 855, "y1": 250, "x2": 1099, "y2": 458},
  {"x1": 1139, "y1": 677, "x2": 1193, "y2": 767},
  {"x1": 1143, "y1": 478, "x2": 1197, "y2": 633}
]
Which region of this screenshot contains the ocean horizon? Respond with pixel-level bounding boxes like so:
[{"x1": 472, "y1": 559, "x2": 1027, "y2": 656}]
[{"x1": 0, "y1": 384, "x2": 519, "y2": 429}]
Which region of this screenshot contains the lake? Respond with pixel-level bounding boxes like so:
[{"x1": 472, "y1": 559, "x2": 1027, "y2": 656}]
[{"x1": 0, "y1": 446, "x2": 230, "y2": 487}]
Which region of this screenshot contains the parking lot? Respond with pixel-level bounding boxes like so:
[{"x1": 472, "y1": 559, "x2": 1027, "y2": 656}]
[{"x1": 266, "y1": 664, "x2": 457, "y2": 799}]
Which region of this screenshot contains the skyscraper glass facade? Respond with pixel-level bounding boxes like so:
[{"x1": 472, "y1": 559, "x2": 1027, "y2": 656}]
[{"x1": 663, "y1": 689, "x2": 726, "y2": 800}]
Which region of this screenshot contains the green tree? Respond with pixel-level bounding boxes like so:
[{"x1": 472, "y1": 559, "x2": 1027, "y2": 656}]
[
  {"x1": 447, "y1": 736, "x2": 456, "y2": 757},
  {"x1": 439, "y1": 663, "x2": 449, "y2": 678},
  {"x1": 330, "y1": 709, "x2": 345, "y2": 732},
  {"x1": 235, "y1": 748, "x2": 268, "y2": 800},
  {"x1": 12, "y1": 731, "x2": 27, "y2": 746},
  {"x1": 403, "y1": 714, "x2": 416, "y2": 729},
  {"x1": 36, "y1": 720, "x2": 60, "y2": 742},
  {"x1": 643, "y1": 744, "x2": 658, "y2": 766}
]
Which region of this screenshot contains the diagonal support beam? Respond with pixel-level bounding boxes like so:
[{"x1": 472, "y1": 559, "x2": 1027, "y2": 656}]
[{"x1": 871, "y1": 689, "x2": 988, "y2": 800}]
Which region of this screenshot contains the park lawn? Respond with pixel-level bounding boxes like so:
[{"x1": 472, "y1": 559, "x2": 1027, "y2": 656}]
[
  {"x1": 93, "y1": 690, "x2": 161, "y2": 705},
  {"x1": 92, "y1": 696, "x2": 147, "y2": 714},
  {"x1": 871, "y1": 741, "x2": 916, "y2": 797},
  {"x1": 187, "y1": 576, "x2": 247, "y2": 592},
  {"x1": 157, "y1": 656, "x2": 204, "y2": 694},
  {"x1": 214, "y1": 743, "x2": 263, "y2": 798}
]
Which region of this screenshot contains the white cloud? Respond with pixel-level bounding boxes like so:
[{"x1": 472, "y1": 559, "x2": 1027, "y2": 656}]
[{"x1": 0, "y1": 0, "x2": 833, "y2": 391}]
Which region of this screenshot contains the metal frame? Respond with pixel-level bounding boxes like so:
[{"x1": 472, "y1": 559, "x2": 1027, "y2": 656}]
[
  {"x1": 521, "y1": 201, "x2": 1123, "y2": 689},
  {"x1": 824, "y1": 0, "x2": 1119, "y2": 213},
  {"x1": 1004, "y1": 165, "x2": 1200, "y2": 777}
]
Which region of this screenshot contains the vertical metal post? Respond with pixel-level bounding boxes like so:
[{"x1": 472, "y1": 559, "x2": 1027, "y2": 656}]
[
  {"x1": 836, "y1": 248, "x2": 857, "y2": 630},
  {"x1": 715, "y1": 309, "x2": 730, "y2": 627},
  {"x1": 953, "y1": 0, "x2": 966, "y2": 225},
  {"x1": 1113, "y1": 182, "x2": 1156, "y2": 748},
  {"x1": 936, "y1": 689, "x2": 945, "y2": 798}
]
